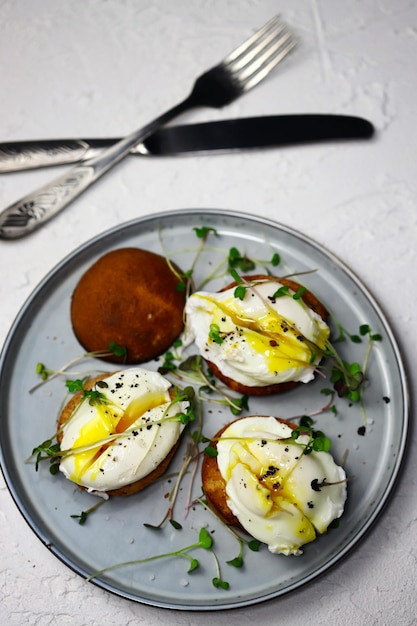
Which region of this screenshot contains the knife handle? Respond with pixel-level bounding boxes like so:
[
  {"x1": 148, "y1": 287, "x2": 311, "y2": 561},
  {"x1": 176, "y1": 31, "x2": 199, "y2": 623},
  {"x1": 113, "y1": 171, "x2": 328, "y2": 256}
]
[{"x1": 0, "y1": 139, "x2": 119, "y2": 172}]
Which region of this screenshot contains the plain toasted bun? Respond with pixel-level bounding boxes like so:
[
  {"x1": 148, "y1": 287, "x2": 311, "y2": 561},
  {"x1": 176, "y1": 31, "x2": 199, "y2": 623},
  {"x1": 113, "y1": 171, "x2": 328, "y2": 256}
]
[
  {"x1": 205, "y1": 275, "x2": 328, "y2": 396},
  {"x1": 57, "y1": 373, "x2": 181, "y2": 497},
  {"x1": 70, "y1": 248, "x2": 185, "y2": 364},
  {"x1": 201, "y1": 416, "x2": 296, "y2": 527}
]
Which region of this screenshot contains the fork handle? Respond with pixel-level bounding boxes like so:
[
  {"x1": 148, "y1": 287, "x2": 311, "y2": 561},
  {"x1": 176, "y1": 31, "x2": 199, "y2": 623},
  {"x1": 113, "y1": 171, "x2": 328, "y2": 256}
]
[{"x1": 0, "y1": 98, "x2": 192, "y2": 240}]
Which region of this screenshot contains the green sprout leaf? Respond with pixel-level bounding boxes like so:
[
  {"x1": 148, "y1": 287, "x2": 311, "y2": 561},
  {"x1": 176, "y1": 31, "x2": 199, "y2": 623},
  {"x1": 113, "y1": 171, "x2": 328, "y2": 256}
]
[
  {"x1": 188, "y1": 558, "x2": 199, "y2": 573},
  {"x1": 86, "y1": 524, "x2": 217, "y2": 583},
  {"x1": 108, "y1": 342, "x2": 127, "y2": 360},
  {"x1": 65, "y1": 378, "x2": 84, "y2": 393},
  {"x1": 169, "y1": 519, "x2": 183, "y2": 530},
  {"x1": 234, "y1": 285, "x2": 247, "y2": 301},
  {"x1": 179, "y1": 354, "x2": 204, "y2": 373},
  {"x1": 228, "y1": 247, "x2": 256, "y2": 272},
  {"x1": 293, "y1": 286, "x2": 307, "y2": 300},
  {"x1": 230, "y1": 395, "x2": 249, "y2": 416},
  {"x1": 193, "y1": 226, "x2": 218, "y2": 240},
  {"x1": 204, "y1": 445, "x2": 218, "y2": 458},
  {"x1": 212, "y1": 577, "x2": 230, "y2": 590},
  {"x1": 31, "y1": 439, "x2": 61, "y2": 471},
  {"x1": 209, "y1": 323, "x2": 224, "y2": 345},
  {"x1": 271, "y1": 252, "x2": 280, "y2": 266},
  {"x1": 247, "y1": 539, "x2": 261, "y2": 552},
  {"x1": 230, "y1": 268, "x2": 243, "y2": 284},
  {"x1": 227, "y1": 554, "x2": 244, "y2": 568},
  {"x1": 70, "y1": 499, "x2": 107, "y2": 525},
  {"x1": 176, "y1": 269, "x2": 193, "y2": 292},
  {"x1": 272, "y1": 285, "x2": 290, "y2": 298},
  {"x1": 198, "y1": 527, "x2": 213, "y2": 549},
  {"x1": 65, "y1": 379, "x2": 108, "y2": 406}
]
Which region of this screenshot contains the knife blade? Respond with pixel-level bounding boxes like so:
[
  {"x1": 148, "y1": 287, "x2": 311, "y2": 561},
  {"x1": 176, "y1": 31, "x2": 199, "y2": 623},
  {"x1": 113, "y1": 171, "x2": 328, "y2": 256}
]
[{"x1": 0, "y1": 115, "x2": 374, "y2": 173}]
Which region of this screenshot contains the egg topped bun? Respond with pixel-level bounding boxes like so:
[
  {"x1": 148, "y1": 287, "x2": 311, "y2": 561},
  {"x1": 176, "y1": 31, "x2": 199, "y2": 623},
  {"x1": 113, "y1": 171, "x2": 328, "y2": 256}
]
[
  {"x1": 57, "y1": 368, "x2": 189, "y2": 497},
  {"x1": 185, "y1": 276, "x2": 330, "y2": 395},
  {"x1": 202, "y1": 416, "x2": 347, "y2": 556}
]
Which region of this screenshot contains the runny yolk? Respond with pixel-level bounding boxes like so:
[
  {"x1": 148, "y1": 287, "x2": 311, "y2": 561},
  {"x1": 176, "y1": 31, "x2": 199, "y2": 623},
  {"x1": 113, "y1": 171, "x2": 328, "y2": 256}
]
[
  {"x1": 69, "y1": 390, "x2": 169, "y2": 482},
  {"x1": 116, "y1": 391, "x2": 169, "y2": 433},
  {"x1": 200, "y1": 293, "x2": 328, "y2": 373}
]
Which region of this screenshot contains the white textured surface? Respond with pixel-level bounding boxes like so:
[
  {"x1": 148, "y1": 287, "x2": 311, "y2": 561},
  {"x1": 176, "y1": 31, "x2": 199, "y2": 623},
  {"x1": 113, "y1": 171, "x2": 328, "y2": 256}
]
[{"x1": 0, "y1": 0, "x2": 416, "y2": 623}]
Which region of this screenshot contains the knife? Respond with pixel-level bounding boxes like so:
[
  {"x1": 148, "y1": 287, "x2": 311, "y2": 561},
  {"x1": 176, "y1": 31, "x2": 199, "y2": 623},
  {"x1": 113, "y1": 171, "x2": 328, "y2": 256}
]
[{"x1": 0, "y1": 115, "x2": 374, "y2": 173}]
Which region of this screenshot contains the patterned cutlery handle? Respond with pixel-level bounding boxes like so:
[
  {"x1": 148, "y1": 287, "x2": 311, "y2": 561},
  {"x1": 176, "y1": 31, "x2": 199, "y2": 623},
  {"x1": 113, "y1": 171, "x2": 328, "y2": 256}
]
[
  {"x1": 0, "y1": 165, "x2": 96, "y2": 239},
  {"x1": 0, "y1": 140, "x2": 104, "y2": 172}
]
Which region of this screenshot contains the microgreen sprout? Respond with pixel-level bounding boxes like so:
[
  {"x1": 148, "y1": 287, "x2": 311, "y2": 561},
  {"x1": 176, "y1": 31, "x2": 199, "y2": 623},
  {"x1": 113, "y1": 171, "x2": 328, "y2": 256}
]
[
  {"x1": 211, "y1": 550, "x2": 230, "y2": 590},
  {"x1": 158, "y1": 351, "x2": 177, "y2": 373},
  {"x1": 310, "y1": 477, "x2": 348, "y2": 492},
  {"x1": 158, "y1": 352, "x2": 249, "y2": 415},
  {"x1": 203, "y1": 444, "x2": 218, "y2": 458},
  {"x1": 271, "y1": 284, "x2": 306, "y2": 300},
  {"x1": 228, "y1": 247, "x2": 281, "y2": 274},
  {"x1": 177, "y1": 355, "x2": 249, "y2": 416},
  {"x1": 176, "y1": 269, "x2": 193, "y2": 293},
  {"x1": 160, "y1": 224, "x2": 219, "y2": 297},
  {"x1": 86, "y1": 526, "x2": 214, "y2": 582},
  {"x1": 144, "y1": 394, "x2": 203, "y2": 530},
  {"x1": 332, "y1": 321, "x2": 381, "y2": 345},
  {"x1": 287, "y1": 415, "x2": 332, "y2": 457},
  {"x1": 194, "y1": 240, "x2": 281, "y2": 290},
  {"x1": 271, "y1": 284, "x2": 290, "y2": 298},
  {"x1": 322, "y1": 323, "x2": 382, "y2": 414},
  {"x1": 65, "y1": 378, "x2": 108, "y2": 406},
  {"x1": 31, "y1": 438, "x2": 61, "y2": 473},
  {"x1": 144, "y1": 442, "x2": 196, "y2": 530},
  {"x1": 228, "y1": 246, "x2": 256, "y2": 273},
  {"x1": 167, "y1": 385, "x2": 196, "y2": 426},
  {"x1": 70, "y1": 499, "x2": 107, "y2": 525},
  {"x1": 193, "y1": 226, "x2": 219, "y2": 240},
  {"x1": 158, "y1": 339, "x2": 184, "y2": 374},
  {"x1": 31, "y1": 343, "x2": 126, "y2": 393},
  {"x1": 230, "y1": 268, "x2": 247, "y2": 300},
  {"x1": 195, "y1": 496, "x2": 261, "y2": 574}
]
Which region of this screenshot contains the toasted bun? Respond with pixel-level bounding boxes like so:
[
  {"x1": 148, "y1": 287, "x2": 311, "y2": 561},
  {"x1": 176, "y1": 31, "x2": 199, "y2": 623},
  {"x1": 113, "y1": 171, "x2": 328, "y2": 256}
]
[
  {"x1": 201, "y1": 416, "x2": 296, "y2": 527},
  {"x1": 57, "y1": 372, "x2": 181, "y2": 497},
  {"x1": 70, "y1": 248, "x2": 185, "y2": 364},
  {"x1": 205, "y1": 275, "x2": 328, "y2": 396}
]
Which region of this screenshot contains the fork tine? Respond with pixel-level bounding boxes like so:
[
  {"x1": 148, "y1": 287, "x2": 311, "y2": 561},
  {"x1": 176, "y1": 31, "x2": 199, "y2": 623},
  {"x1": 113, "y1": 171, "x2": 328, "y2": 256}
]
[
  {"x1": 226, "y1": 23, "x2": 288, "y2": 72},
  {"x1": 223, "y1": 14, "x2": 283, "y2": 63},
  {"x1": 237, "y1": 32, "x2": 297, "y2": 91},
  {"x1": 222, "y1": 15, "x2": 297, "y2": 93}
]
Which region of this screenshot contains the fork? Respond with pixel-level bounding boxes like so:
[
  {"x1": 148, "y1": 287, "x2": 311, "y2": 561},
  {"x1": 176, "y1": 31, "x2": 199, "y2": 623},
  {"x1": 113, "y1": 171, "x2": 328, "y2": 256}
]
[{"x1": 0, "y1": 15, "x2": 296, "y2": 240}]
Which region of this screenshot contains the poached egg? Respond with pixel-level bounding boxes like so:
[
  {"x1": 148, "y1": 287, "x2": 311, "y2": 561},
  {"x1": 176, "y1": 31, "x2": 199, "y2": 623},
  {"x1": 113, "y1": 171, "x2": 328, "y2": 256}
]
[
  {"x1": 59, "y1": 368, "x2": 189, "y2": 495},
  {"x1": 216, "y1": 416, "x2": 347, "y2": 555},
  {"x1": 184, "y1": 278, "x2": 330, "y2": 388}
]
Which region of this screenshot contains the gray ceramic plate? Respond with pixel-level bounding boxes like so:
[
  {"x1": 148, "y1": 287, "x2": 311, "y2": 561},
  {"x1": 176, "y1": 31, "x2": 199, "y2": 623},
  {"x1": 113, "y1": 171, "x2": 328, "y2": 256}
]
[{"x1": 0, "y1": 209, "x2": 409, "y2": 610}]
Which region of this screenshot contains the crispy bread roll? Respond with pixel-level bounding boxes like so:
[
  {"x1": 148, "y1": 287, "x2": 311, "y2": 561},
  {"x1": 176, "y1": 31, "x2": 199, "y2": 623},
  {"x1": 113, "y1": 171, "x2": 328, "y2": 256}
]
[{"x1": 70, "y1": 248, "x2": 185, "y2": 364}]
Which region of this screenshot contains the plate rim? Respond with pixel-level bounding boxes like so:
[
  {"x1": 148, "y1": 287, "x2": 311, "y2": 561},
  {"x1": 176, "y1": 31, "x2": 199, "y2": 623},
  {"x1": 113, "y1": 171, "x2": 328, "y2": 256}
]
[{"x1": 0, "y1": 208, "x2": 410, "y2": 610}]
